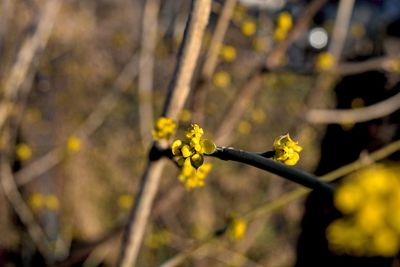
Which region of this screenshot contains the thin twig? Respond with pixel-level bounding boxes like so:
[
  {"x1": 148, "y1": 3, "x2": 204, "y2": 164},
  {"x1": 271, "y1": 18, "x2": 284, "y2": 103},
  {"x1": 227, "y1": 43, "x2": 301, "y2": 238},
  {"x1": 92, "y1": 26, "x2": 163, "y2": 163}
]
[
  {"x1": 15, "y1": 53, "x2": 139, "y2": 186},
  {"x1": 0, "y1": 0, "x2": 61, "y2": 131},
  {"x1": 193, "y1": 0, "x2": 237, "y2": 124},
  {"x1": 0, "y1": 161, "x2": 53, "y2": 261},
  {"x1": 138, "y1": 0, "x2": 160, "y2": 147},
  {"x1": 306, "y1": 92, "x2": 400, "y2": 124},
  {"x1": 328, "y1": 0, "x2": 355, "y2": 60},
  {"x1": 117, "y1": 1, "x2": 212, "y2": 266},
  {"x1": 201, "y1": 0, "x2": 237, "y2": 79}
]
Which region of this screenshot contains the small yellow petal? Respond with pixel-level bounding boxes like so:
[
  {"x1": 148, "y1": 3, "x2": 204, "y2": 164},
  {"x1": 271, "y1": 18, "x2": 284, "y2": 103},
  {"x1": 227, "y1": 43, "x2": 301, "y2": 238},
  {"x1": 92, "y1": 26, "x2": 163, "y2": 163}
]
[
  {"x1": 201, "y1": 139, "x2": 216, "y2": 154},
  {"x1": 171, "y1": 139, "x2": 183, "y2": 156},
  {"x1": 181, "y1": 145, "x2": 193, "y2": 158}
]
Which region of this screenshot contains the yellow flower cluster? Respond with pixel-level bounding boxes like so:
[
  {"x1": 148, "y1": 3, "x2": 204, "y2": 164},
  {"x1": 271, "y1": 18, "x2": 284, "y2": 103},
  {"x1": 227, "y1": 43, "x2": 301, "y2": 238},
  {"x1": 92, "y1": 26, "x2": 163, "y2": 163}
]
[
  {"x1": 272, "y1": 133, "x2": 302, "y2": 166},
  {"x1": 327, "y1": 164, "x2": 400, "y2": 256},
  {"x1": 315, "y1": 52, "x2": 335, "y2": 71},
  {"x1": 274, "y1": 12, "x2": 293, "y2": 42},
  {"x1": 228, "y1": 216, "x2": 247, "y2": 240},
  {"x1": 179, "y1": 162, "x2": 212, "y2": 190},
  {"x1": 212, "y1": 71, "x2": 231, "y2": 88},
  {"x1": 28, "y1": 193, "x2": 59, "y2": 211},
  {"x1": 172, "y1": 124, "x2": 216, "y2": 189},
  {"x1": 152, "y1": 117, "x2": 176, "y2": 140}
]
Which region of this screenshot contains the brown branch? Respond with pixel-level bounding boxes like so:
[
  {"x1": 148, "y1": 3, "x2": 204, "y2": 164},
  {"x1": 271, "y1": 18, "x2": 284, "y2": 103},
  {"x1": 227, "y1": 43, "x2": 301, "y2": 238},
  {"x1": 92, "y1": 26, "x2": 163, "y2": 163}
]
[
  {"x1": 0, "y1": 0, "x2": 61, "y2": 131},
  {"x1": 0, "y1": 161, "x2": 53, "y2": 261},
  {"x1": 117, "y1": 1, "x2": 212, "y2": 266},
  {"x1": 306, "y1": 92, "x2": 400, "y2": 124},
  {"x1": 138, "y1": 0, "x2": 160, "y2": 148}
]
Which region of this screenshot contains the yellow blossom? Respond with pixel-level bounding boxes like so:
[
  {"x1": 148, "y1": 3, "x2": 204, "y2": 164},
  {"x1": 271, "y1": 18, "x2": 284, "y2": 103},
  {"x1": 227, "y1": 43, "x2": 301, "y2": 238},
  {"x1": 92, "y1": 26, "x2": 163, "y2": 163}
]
[
  {"x1": 272, "y1": 133, "x2": 302, "y2": 166},
  {"x1": 327, "y1": 164, "x2": 400, "y2": 257},
  {"x1": 145, "y1": 229, "x2": 171, "y2": 249},
  {"x1": 252, "y1": 37, "x2": 269, "y2": 52},
  {"x1": 152, "y1": 117, "x2": 176, "y2": 140},
  {"x1": 172, "y1": 124, "x2": 215, "y2": 170},
  {"x1": 273, "y1": 12, "x2": 293, "y2": 42},
  {"x1": 238, "y1": 120, "x2": 251, "y2": 135},
  {"x1": 45, "y1": 195, "x2": 59, "y2": 210},
  {"x1": 228, "y1": 217, "x2": 247, "y2": 240},
  {"x1": 67, "y1": 136, "x2": 81, "y2": 153},
  {"x1": 16, "y1": 143, "x2": 32, "y2": 161},
  {"x1": 28, "y1": 193, "x2": 44, "y2": 210},
  {"x1": 277, "y1": 12, "x2": 293, "y2": 31},
  {"x1": 351, "y1": 98, "x2": 364, "y2": 109},
  {"x1": 179, "y1": 109, "x2": 192, "y2": 122},
  {"x1": 274, "y1": 27, "x2": 288, "y2": 42},
  {"x1": 233, "y1": 4, "x2": 246, "y2": 24},
  {"x1": 251, "y1": 108, "x2": 266, "y2": 124},
  {"x1": 220, "y1": 45, "x2": 237, "y2": 62},
  {"x1": 315, "y1": 52, "x2": 335, "y2": 71},
  {"x1": 178, "y1": 162, "x2": 212, "y2": 190},
  {"x1": 241, "y1": 20, "x2": 256, "y2": 37},
  {"x1": 118, "y1": 194, "x2": 134, "y2": 210},
  {"x1": 212, "y1": 71, "x2": 231, "y2": 88},
  {"x1": 172, "y1": 124, "x2": 215, "y2": 188}
]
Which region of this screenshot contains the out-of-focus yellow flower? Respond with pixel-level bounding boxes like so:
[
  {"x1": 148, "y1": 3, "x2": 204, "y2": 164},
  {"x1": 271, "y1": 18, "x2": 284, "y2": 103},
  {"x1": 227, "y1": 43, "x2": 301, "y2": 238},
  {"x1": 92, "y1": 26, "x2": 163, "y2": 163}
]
[
  {"x1": 179, "y1": 162, "x2": 212, "y2": 190},
  {"x1": 251, "y1": 108, "x2": 266, "y2": 124},
  {"x1": 351, "y1": 98, "x2": 364, "y2": 109},
  {"x1": 228, "y1": 217, "x2": 247, "y2": 240},
  {"x1": 328, "y1": 164, "x2": 400, "y2": 257},
  {"x1": 350, "y1": 23, "x2": 365, "y2": 39},
  {"x1": 233, "y1": 4, "x2": 246, "y2": 24},
  {"x1": 315, "y1": 52, "x2": 335, "y2": 71},
  {"x1": 385, "y1": 59, "x2": 400, "y2": 73},
  {"x1": 252, "y1": 37, "x2": 269, "y2": 52},
  {"x1": 273, "y1": 12, "x2": 293, "y2": 42},
  {"x1": 277, "y1": 12, "x2": 293, "y2": 31},
  {"x1": 220, "y1": 45, "x2": 237, "y2": 62},
  {"x1": 179, "y1": 109, "x2": 192, "y2": 122},
  {"x1": 152, "y1": 117, "x2": 176, "y2": 140},
  {"x1": 272, "y1": 133, "x2": 302, "y2": 166},
  {"x1": 273, "y1": 27, "x2": 287, "y2": 42},
  {"x1": 238, "y1": 120, "x2": 251, "y2": 135},
  {"x1": 145, "y1": 229, "x2": 171, "y2": 249},
  {"x1": 45, "y1": 195, "x2": 59, "y2": 210},
  {"x1": 118, "y1": 194, "x2": 133, "y2": 210},
  {"x1": 67, "y1": 136, "x2": 81, "y2": 153},
  {"x1": 241, "y1": 20, "x2": 256, "y2": 37},
  {"x1": 212, "y1": 71, "x2": 231, "y2": 88},
  {"x1": 16, "y1": 143, "x2": 32, "y2": 161},
  {"x1": 29, "y1": 193, "x2": 44, "y2": 210}
]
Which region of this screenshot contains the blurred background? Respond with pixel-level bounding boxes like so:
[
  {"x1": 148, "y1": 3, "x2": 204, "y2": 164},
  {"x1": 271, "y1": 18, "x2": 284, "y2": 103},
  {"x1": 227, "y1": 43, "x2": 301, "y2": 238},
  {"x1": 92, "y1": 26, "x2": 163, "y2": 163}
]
[{"x1": 0, "y1": 0, "x2": 399, "y2": 266}]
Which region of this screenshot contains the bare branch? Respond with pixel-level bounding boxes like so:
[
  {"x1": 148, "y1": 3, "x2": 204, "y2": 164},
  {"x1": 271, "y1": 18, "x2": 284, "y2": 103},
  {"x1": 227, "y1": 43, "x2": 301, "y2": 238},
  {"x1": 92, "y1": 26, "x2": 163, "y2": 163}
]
[
  {"x1": 117, "y1": 1, "x2": 212, "y2": 266},
  {"x1": 138, "y1": 0, "x2": 160, "y2": 147},
  {"x1": 306, "y1": 92, "x2": 400, "y2": 124},
  {"x1": 0, "y1": 161, "x2": 53, "y2": 261},
  {"x1": 0, "y1": 0, "x2": 61, "y2": 131}
]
